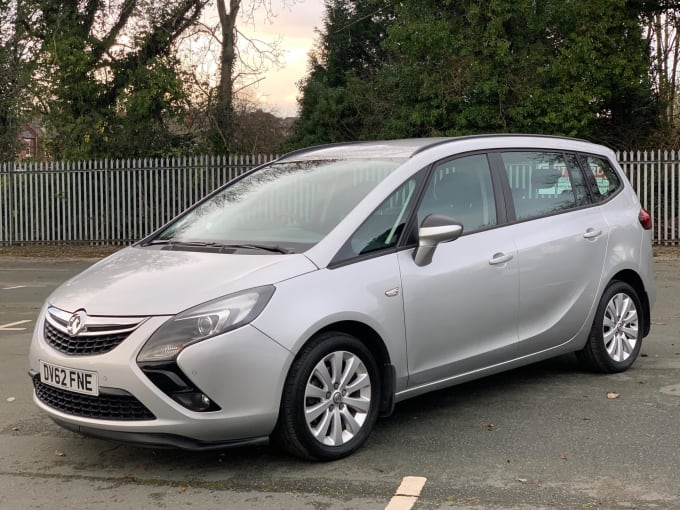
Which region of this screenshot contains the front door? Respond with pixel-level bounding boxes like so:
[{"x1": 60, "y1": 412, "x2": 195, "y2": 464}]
[{"x1": 398, "y1": 154, "x2": 520, "y2": 389}]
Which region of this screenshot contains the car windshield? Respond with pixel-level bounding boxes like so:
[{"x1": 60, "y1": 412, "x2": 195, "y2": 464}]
[{"x1": 148, "y1": 158, "x2": 403, "y2": 253}]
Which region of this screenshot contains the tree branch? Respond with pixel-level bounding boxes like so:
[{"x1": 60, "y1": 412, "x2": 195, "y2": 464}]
[{"x1": 92, "y1": 0, "x2": 138, "y2": 60}]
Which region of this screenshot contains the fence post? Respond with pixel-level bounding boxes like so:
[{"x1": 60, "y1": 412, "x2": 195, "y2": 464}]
[{"x1": 8, "y1": 161, "x2": 15, "y2": 245}]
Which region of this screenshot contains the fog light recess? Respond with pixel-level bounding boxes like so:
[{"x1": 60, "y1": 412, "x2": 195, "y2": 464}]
[
  {"x1": 172, "y1": 392, "x2": 214, "y2": 412},
  {"x1": 139, "y1": 362, "x2": 221, "y2": 412}
]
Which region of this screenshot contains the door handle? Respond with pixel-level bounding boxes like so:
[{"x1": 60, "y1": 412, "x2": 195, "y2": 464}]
[
  {"x1": 583, "y1": 228, "x2": 603, "y2": 239},
  {"x1": 489, "y1": 252, "x2": 513, "y2": 265}
]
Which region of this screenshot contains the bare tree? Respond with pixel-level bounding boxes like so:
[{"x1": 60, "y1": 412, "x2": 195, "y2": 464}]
[
  {"x1": 186, "y1": 0, "x2": 291, "y2": 151},
  {"x1": 647, "y1": 11, "x2": 680, "y2": 127}
]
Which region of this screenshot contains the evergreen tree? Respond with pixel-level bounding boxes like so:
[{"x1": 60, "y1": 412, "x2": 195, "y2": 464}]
[
  {"x1": 292, "y1": 0, "x2": 660, "y2": 149},
  {"x1": 289, "y1": 0, "x2": 393, "y2": 147}
]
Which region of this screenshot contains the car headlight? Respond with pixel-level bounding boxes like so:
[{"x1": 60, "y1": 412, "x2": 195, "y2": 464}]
[{"x1": 137, "y1": 285, "x2": 275, "y2": 363}]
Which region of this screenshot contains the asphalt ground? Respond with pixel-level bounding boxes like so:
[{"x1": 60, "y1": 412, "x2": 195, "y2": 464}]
[{"x1": 1, "y1": 254, "x2": 679, "y2": 510}]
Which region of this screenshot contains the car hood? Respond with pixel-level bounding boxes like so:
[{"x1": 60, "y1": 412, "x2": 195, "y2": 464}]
[{"x1": 48, "y1": 246, "x2": 318, "y2": 316}]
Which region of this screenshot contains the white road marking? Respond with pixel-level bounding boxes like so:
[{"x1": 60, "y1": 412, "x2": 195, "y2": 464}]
[
  {"x1": 0, "y1": 320, "x2": 32, "y2": 331},
  {"x1": 1, "y1": 284, "x2": 46, "y2": 290},
  {"x1": 0, "y1": 268, "x2": 69, "y2": 271},
  {"x1": 385, "y1": 476, "x2": 427, "y2": 510}
]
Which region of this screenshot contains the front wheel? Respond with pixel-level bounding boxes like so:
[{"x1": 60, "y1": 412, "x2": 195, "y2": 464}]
[
  {"x1": 577, "y1": 281, "x2": 644, "y2": 373},
  {"x1": 273, "y1": 332, "x2": 380, "y2": 460}
]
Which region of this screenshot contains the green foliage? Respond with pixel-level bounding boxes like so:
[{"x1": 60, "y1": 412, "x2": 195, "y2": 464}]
[
  {"x1": 290, "y1": 76, "x2": 375, "y2": 147},
  {"x1": 0, "y1": 43, "x2": 21, "y2": 161},
  {"x1": 287, "y1": 0, "x2": 394, "y2": 148},
  {"x1": 46, "y1": 58, "x2": 192, "y2": 159},
  {"x1": 292, "y1": 0, "x2": 660, "y2": 149},
  {"x1": 27, "y1": 0, "x2": 205, "y2": 160},
  {"x1": 0, "y1": 0, "x2": 30, "y2": 161}
]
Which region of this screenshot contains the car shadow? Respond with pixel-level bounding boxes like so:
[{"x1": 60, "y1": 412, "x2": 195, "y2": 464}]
[
  {"x1": 71, "y1": 353, "x2": 608, "y2": 468},
  {"x1": 370, "y1": 352, "x2": 612, "y2": 438}
]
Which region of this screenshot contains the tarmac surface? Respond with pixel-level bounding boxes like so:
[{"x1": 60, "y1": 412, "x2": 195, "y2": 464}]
[{"x1": 1, "y1": 254, "x2": 679, "y2": 509}]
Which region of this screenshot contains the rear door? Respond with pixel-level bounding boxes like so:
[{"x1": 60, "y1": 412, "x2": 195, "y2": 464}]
[{"x1": 496, "y1": 150, "x2": 609, "y2": 354}]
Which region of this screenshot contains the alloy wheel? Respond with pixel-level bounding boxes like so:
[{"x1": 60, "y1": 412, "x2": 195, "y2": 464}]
[
  {"x1": 303, "y1": 350, "x2": 372, "y2": 446},
  {"x1": 603, "y1": 292, "x2": 639, "y2": 362}
]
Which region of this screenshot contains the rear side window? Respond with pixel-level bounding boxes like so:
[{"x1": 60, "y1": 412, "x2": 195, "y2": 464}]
[
  {"x1": 501, "y1": 151, "x2": 579, "y2": 221},
  {"x1": 581, "y1": 155, "x2": 621, "y2": 201}
]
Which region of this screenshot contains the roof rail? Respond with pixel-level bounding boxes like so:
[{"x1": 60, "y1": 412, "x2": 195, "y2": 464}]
[
  {"x1": 277, "y1": 141, "x2": 373, "y2": 161},
  {"x1": 277, "y1": 134, "x2": 593, "y2": 162},
  {"x1": 410, "y1": 138, "x2": 455, "y2": 156}
]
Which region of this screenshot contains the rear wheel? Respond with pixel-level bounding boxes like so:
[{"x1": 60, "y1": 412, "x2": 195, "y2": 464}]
[
  {"x1": 273, "y1": 332, "x2": 380, "y2": 460},
  {"x1": 577, "y1": 281, "x2": 643, "y2": 373}
]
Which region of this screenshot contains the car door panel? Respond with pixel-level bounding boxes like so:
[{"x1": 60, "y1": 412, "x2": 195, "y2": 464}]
[
  {"x1": 508, "y1": 209, "x2": 609, "y2": 354},
  {"x1": 398, "y1": 231, "x2": 519, "y2": 387},
  {"x1": 498, "y1": 150, "x2": 610, "y2": 353},
  {"x1": 397, "y1": 153, "x2": 520, "y2": 388}
]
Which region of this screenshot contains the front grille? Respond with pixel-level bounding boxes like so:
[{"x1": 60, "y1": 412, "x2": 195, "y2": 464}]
[
  {"x1": 33, "y1": 378, "x2": 156, "y2": 421},
  {"x1": 44, "y1": 321, "x2": 129, "y2": 355},
  {"x1": 43, "y1": 306, "x2": 146, "y2": 357}
]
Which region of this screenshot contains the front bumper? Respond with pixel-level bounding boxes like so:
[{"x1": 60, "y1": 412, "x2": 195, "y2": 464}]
[
  {"x1": 50, "y1": 416, "x2": 269, "y2": 450},
  {"x1": 29, "y1": 306, "x2": 294, "y2": 447}
]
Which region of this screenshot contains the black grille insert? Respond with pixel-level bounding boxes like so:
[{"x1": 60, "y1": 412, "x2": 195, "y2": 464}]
[
  {"x1": 33, "y1": 378, "x2": 155, "y2": 421},
  {"x1": 44, "y1": 321, "x2": 129, "y2": 355}
]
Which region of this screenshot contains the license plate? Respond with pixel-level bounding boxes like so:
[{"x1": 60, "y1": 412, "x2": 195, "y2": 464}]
[{"x1": 40, "y1": 361, "x2": 99, "y2": 396}]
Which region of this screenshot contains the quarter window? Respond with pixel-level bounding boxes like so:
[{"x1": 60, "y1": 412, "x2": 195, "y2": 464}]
[
  {"x1": 335, "y1": 177, "x2": 419, "y2": 262},
  {"x1": 501, "y1": 151, "x2": 578, "y2": 221},
  {"x1": 417, "y1": 154, "x2": 497, "y2": 233},
  {"x1": 581, "y1": 155, "x2": 621, "y2": 201}
]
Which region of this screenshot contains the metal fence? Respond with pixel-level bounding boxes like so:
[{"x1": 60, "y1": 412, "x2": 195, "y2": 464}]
[
  {"x1": 0, "y1": 151, "x2": 679, "y2": 245},
  {"x1": 0, "y1": 155, "x2": 276, "y2": 245},
  {"x1": 618, "y1": 151, "x2": 679, "y2": 245}
]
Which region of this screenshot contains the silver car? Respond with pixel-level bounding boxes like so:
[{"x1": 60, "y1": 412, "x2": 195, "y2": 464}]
[{"x1": 29, "y1": 135, "x2": 655, "y2": 460}]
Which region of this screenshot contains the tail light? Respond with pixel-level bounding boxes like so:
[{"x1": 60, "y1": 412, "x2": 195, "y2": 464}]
[{"x1": 639, "y1": 208, "x2": 652, "y2": 230}]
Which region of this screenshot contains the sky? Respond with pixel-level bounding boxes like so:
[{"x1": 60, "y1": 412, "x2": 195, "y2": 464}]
[{"x1": 236, "y1": 0, "x2": 326, "y2": 117}]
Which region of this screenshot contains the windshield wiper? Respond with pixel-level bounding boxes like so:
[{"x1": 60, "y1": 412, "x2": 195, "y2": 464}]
[
  {"x1": 144, "y1": 239, "x2": 212, "y2": 247},
  {"x1": 144, "y1": 238, "x2": 174, "y2": 245},
  {"x1": 219, "y1": 243, "x2": 295, "y2": 254},
  {"x1": 144, "y1": 239, "x2": 294, "y2": 254}
]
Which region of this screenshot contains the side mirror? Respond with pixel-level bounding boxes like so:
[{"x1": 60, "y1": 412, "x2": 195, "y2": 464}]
[{"x1": 413, "y1": 214, "x2": 463, "y2": 267}]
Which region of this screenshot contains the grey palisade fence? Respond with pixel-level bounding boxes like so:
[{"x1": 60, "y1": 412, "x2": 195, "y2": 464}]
[
  {"x1": 0, "y1": 154, "x2": 275, "y2": 245},
  {"x1": 0, "y1": 151, "x2": 679, "y2": 245}
]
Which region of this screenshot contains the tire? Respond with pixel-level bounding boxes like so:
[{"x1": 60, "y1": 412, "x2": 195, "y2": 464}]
[
  {"x1": 577, "y1": 281, "x2": 644, "y2": 373},
  {"x1": 272, "y1": 332, "x2": 381, "y2": 461}
]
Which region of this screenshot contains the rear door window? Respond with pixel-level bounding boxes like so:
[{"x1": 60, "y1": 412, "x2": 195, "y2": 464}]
[{"x1": 501, "y1": 151, "x2": 580, "y2": 221}]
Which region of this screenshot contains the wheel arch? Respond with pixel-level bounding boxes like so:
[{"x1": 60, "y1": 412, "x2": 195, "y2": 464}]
[
  {"x1": 610, "y1": 269, "x2": 651, "y2": 337},
  {"x1": 297, "y1": 320, "x2": 396, "y2": 417}
]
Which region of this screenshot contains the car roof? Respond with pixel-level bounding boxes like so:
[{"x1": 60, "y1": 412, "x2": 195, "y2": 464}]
[{"x1": 278, "y1": 134, "x2": 594, "y2": 162}]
